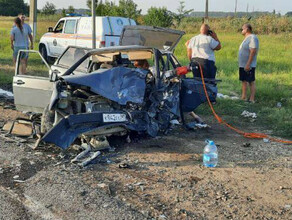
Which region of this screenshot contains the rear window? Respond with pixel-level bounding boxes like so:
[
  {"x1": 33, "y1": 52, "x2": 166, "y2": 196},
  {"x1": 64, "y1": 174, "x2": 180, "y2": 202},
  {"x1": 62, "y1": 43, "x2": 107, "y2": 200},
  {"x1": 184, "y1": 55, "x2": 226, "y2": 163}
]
[{"x1": 64, "y1": 20, "x2": 76, "y2": 34}]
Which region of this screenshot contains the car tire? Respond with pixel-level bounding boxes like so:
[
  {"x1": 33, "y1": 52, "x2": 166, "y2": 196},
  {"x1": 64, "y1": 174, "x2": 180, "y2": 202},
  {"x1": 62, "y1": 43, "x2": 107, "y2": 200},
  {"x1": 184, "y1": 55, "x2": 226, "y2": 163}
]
[
  {"x1": 40, "y1": 45, "x2": 55, "y2": 64},
  {"x1": 41, "y1": 105, "x2": 54, "y2": 134},
  {"x1": 40, "y1": 45, "x2": 48, "y2": 61}
]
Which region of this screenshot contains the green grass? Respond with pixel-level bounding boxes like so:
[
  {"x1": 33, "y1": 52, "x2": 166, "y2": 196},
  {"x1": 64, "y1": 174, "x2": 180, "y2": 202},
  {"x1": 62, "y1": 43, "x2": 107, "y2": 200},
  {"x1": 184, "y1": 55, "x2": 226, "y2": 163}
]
[
  {"x1": 0, "y1": 16, "x2": 291, "y2": 138},
  {"x1": 0, "y1": 17, "x2": 55, "y2": 83},
  {"x1": 175, "y1": 33, "x2": 292, "y2": 138}
]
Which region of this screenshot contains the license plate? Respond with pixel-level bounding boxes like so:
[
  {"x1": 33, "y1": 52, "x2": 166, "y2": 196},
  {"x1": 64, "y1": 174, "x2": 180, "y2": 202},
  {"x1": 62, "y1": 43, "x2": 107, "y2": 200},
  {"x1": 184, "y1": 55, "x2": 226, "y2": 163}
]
[{"x1": 103, "y1": 113, "x2": 127, "y2": 122}]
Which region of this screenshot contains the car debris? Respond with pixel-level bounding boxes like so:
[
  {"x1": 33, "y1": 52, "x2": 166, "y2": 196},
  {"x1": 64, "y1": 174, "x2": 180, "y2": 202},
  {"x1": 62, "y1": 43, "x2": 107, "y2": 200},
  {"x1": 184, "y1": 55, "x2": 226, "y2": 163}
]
[
  {"x1": 70, "y1": 143, "x2": 102, "y2": 167},
  {"x1": 3, "y1": 119, "x2": 34, "y2": 137},
  {"x1": 0, "y1": 88, "x2": 14, "y2": 99},
  {"x1": 241, "y1": 110, "x2": 257, "y2": 119},
  {"x1": 11, "y1": 26, "x2": 218, "y2": 151}
]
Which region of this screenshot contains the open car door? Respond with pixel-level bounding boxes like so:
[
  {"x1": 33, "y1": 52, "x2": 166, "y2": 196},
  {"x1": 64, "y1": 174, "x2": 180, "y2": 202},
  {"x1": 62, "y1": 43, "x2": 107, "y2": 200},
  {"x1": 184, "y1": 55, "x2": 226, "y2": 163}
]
[
  {"x1": 119, "y1": 26, "x2": 185, "y2": 51},
  {"x1": 13, "y1": 50, "x2": 54, "y2": 113}
]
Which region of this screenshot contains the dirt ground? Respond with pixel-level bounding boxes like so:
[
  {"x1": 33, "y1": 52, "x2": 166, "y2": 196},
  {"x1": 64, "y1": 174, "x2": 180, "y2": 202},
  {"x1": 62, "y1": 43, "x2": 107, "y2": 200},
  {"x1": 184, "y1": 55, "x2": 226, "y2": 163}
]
[{"x1": 0, "y1": 98, "x2": 292, "y2": 220}]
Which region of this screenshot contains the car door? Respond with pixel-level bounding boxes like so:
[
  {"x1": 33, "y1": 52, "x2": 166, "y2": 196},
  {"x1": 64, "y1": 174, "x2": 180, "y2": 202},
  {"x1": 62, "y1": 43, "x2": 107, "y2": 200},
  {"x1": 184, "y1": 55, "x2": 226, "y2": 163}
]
[
  {"x1": 49, "y1": 19, "x2": 65, "y2": 57},
  {"x1": 62, "y1": 19, "x2": 78, "y2": 53},
  {"x1": 13, "y1": 50, "x2": 54, "y2": 113}
]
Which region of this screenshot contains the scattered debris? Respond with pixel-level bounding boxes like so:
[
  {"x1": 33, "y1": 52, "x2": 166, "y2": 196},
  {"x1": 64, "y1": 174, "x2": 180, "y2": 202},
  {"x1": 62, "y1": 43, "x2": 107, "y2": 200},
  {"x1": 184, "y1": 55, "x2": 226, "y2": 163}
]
[
  {"x1": 263, "y1": 138, "x2": 270, "y2": 143},
  {"x1": 80, "y1": 151, "x2": 101, "y2": 167},
  {"x1": 217, "y1": 93, "x2": 239, "y2": 100},
  {"x1": 119, "y1": 163, "x2": 130, "y2": 169},
  {"x1": 276, "y1": 102, "x2": 282, "y2": 108},
  {"x1": 71, "y1": 144, "x2": 92, "y2": 163},
  {"x1": 14, "y1": 179, "x2": 26, "y2": 183},
  {"x1": 97, "y1": 183, "x2": 108, "y2": 188},
  {"x1": 2, "y1": 119, "x2": 33, "y2": 137},
  {"x1": 241, "y1": 110, "x2": 257, "y2": 119},
  {"x1": 185, "y1": 121, "x2": 210, "y2": 130},
  {"x1": 0, "y1": 88, "x2": 14, "y2": 99},
  {"x1": 242, "y1": 143, "x2": 251, "y2": 148},
  {"x1": 89, "y1": 137, "x2": 110, "y2": 151}
]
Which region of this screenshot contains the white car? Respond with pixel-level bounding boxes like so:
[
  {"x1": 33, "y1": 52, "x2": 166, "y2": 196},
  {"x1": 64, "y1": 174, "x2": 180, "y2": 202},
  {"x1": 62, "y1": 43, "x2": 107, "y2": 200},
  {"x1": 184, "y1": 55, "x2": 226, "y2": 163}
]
[{"x1": 39, "y1": 16, "x2": 136, "y2": 62}]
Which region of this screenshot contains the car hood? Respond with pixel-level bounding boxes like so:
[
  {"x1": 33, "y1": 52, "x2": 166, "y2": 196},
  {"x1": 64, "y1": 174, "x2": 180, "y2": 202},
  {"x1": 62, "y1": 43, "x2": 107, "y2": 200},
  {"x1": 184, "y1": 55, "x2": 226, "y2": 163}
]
[
  {"x1": 119, "y1": 26, "x2": 185, "y2": 51},
  {"x1": 61, "y1": 66, "x2": 148, "y2": 105}
]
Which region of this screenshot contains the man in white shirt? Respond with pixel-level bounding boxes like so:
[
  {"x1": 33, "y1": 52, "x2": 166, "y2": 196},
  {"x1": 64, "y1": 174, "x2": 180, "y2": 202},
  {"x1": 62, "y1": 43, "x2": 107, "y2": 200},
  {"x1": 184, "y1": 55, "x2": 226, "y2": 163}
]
[
  {"x1": 187, "y1": 24, "x2": 221, "y2": 79},
  {"x1": 238, "y1": 23, "x2": 259, "y2": 103}
]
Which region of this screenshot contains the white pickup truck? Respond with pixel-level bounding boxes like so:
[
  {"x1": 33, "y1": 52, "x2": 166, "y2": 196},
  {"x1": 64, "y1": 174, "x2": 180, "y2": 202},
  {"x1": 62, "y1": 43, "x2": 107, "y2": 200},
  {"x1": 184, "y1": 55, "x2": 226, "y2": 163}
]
[{"x1": 39, "y1": 16, "x2": 136, "y2": 61}]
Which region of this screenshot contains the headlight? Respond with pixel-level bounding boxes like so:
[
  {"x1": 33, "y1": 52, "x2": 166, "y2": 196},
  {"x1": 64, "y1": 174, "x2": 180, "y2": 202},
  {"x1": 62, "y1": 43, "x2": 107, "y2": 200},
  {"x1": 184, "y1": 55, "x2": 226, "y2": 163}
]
[{"x1": 58, "y1": 91, "x2": 69, "y2": 109}]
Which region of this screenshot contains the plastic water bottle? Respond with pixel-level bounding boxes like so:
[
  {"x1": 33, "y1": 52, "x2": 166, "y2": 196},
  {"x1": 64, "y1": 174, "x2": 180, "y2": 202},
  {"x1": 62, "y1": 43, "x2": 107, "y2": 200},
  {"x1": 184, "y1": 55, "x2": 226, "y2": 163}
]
[{"x1": 203, "y1": 140, "x2": 218, "y2": 167}]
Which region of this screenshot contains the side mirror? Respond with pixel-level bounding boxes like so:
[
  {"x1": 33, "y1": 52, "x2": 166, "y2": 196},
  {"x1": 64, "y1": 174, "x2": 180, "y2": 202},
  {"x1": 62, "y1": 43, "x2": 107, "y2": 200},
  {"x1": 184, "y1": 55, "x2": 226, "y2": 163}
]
[
  {"x1": 48, "y1": 27, "x2": 53, "y2": 32},
  {"x1": 50, "y1": 69, "x2": 60, "y2": 82}
]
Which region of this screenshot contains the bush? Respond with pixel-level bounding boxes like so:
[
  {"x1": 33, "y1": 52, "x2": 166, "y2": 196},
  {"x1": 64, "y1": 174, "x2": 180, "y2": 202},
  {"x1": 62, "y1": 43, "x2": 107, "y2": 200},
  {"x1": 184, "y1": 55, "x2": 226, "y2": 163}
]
[
  {"x1": 144, "y1": 7, "x2": 173, "y2": 28},
  {"x1": 175, "y1": 15, "x2": 292, "y2": 35}
]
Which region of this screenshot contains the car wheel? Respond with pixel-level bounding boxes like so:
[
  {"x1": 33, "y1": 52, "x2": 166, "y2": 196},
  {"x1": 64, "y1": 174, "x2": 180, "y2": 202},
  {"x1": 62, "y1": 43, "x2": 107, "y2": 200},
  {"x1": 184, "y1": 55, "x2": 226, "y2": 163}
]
[
  {"x1": 41, "y1": 105, "x2": 54, "y2": 134},
  {"x1": 40, "y1": 45, "x2": 55, "y2": 64},
  {"x1": 40, "y1": 45, "x2": 48, "y2": 62}
]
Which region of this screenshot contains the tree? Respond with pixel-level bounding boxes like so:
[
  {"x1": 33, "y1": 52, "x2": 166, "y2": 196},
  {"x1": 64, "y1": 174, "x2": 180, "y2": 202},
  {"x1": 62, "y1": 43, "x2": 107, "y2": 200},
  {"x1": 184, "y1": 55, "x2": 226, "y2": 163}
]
[
  {"x1": 115, "y1": 0, "x2": 141, "y2": 20},
  {"x1": 144, "y1": 7, "x2": 173, "y2": 28},
  {"x1": 87, "y1": 0, "x2": 141, "y2": 19},
  {"x1": 0, "y1": 0, "x2": 28, "y2": 16},
  {"x1": 173, "y1": 1, "x2": 193, "y2": 26},
  {"x1": 87, "y1": 0, "x2": 105, "y2": 16},
  {"x1": 41, "y1": 2, "x2": 56, "y2": 15},
  {"x1": 286, "y1": 11, "x2": 292, "y2": 17},
  {"x1": 61, "y1": 8, "x2": 66, "y2": 17},
  {"x1": 68, "y1": 6, "x2": 75, "y2": 14}
]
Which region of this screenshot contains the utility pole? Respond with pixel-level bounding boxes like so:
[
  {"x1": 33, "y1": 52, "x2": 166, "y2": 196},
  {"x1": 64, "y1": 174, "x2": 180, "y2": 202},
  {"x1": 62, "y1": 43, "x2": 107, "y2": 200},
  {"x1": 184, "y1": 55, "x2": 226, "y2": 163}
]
[
  {"x1": 29, "y1": 0, "x2": 37, "y2": 43},
  {"x1": 234, "y1": 0, "x2": 238, "y2": 16},
  {"x1": 92, "y1": 0, "x2": 96, "y2": 49},
  {"x1": 246, "y1": 3, "x2": 249, "y2": 14},
  {"x1": 205, "y1": 0, "x2": 209, "y2": 22}
]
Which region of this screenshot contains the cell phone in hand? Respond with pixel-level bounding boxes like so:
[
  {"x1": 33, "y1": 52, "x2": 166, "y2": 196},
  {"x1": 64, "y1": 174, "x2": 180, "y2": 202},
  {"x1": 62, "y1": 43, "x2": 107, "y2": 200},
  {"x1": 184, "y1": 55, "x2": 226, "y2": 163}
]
[{"x1": 208, "y1": 30, "x2": 213, "y2": 35}]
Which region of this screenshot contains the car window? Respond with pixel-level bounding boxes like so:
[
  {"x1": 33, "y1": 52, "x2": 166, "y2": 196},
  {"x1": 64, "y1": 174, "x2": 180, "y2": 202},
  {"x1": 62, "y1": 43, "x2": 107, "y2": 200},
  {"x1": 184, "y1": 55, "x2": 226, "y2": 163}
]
[
  {"x1": 64, "y1": 20, "x2": 76, "y2": 34},
  {"x1": 57, "y1": 47, "x2": 89, "y2": 73},
  {"x1": 162, "y1": 54, "x2": 176, "y2": 71},
  {"x1": 54, "y1": 20, "x2": 65, "y2": 33},
  {"x1": 17, "y1": 51, "x2": 50, "y2": 77}
]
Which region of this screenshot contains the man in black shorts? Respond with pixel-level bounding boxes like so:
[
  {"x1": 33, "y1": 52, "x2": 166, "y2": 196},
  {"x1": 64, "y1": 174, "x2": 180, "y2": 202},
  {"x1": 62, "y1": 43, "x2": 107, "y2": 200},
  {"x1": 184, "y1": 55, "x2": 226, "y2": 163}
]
[{"x1": 238, "y1": 23, "x2": 259, "y2": 103}]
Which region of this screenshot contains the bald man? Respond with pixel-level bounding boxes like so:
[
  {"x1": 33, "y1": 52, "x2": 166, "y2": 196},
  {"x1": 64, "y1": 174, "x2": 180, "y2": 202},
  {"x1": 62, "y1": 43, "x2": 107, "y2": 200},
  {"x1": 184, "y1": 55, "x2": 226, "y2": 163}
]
[
  {"x1": 238, "y1": 23, "x2": 259, "y2": 103},
  {"x1": 187, "y1": 24, "x2": 221, "y2": 79}
]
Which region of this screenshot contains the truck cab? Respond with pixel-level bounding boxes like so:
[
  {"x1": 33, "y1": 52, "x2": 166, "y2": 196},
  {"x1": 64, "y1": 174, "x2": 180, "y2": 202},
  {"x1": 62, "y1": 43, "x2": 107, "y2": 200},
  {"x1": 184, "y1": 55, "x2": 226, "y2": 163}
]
[{"x1": 39, "y1": 16, "x2": 136, "y2": 62}]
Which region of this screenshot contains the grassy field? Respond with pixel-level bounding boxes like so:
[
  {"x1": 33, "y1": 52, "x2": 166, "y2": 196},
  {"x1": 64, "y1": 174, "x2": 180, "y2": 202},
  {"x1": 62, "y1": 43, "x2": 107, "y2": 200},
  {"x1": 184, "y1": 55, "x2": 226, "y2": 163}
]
[
  {"x1": 175, "y1": 32, "x2": 292, "y2": 138},
  {"x1": 0, "y1": 16, "x2": 291, "y2": 138}
]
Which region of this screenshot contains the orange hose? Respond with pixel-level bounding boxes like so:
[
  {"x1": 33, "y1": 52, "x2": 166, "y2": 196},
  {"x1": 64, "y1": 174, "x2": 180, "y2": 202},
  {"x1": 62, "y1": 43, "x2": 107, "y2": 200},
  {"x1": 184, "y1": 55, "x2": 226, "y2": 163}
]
[{"x1": 197, "y1": 64, "x2": 292, "y2": 145}]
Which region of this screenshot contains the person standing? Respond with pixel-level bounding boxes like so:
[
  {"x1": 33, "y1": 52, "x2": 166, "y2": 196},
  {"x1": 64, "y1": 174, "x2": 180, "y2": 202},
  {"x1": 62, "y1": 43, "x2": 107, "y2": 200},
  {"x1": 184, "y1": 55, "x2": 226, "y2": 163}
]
[
  {"x1": 187, "y1": 24, "x2": 221, "y2": 79},
  {"x1": 186, "y1": 24, "x2": 221, "y2": 124},
  {"x1": 10, "y1": 17, "x2": 31, "y2": 74},
  {"x1": 238, "y1": 23, "x2": 259, "y2": 103}
]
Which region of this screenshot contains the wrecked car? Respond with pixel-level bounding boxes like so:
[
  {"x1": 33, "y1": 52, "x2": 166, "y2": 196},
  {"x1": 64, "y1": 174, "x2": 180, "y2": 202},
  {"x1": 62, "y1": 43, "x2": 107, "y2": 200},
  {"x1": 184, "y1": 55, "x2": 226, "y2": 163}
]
[{"x1": 13, "y1": 26, "x2": 217, "y2": 149}]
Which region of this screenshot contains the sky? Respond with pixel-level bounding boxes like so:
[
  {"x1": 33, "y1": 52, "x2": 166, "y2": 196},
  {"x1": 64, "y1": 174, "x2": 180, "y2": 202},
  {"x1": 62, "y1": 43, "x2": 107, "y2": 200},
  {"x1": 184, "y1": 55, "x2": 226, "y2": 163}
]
[{"x1": 25, "y1": 0, "x2": 291, "y2": 15}]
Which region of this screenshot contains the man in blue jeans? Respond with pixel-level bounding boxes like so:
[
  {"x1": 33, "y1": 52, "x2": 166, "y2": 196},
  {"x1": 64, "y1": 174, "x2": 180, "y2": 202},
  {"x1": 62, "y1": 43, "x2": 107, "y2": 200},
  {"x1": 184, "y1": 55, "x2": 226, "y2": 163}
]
[{"x1": 238, "y1": 23, "x2": 259, "y2": 103}]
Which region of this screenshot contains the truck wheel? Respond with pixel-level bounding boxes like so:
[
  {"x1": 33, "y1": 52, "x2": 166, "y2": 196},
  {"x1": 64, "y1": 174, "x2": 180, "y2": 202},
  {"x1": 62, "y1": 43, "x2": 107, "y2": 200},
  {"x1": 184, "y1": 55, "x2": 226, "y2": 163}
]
[{"x1": 41, "y1": 105, "x2": 54, "y2": 134}]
